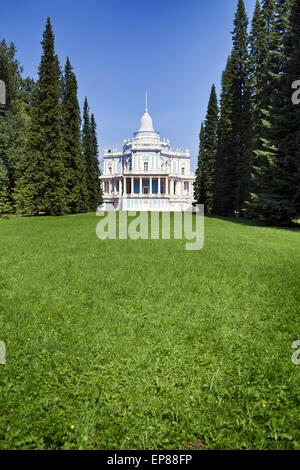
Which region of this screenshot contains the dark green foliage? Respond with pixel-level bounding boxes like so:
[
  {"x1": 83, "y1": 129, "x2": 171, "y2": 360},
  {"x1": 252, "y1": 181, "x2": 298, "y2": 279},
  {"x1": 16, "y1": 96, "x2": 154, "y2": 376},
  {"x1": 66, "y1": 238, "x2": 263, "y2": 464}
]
[
  {"x1": 247, "y1": 0, "x2": 300, "y2": 224},
  {"x1": 62, "y1": 57, "x2": 88, "y2": 213},
  {"x1": 230, "y1": 0, "x2": 253, "y2": 215},
  {"x1": 0, "y1": 162, "x2": 12, "y2": 216},
  {"x1": 0, "y1": 39, "x2": 30, "y2": 214},
  {"x1": 214, "y1": 55, "x2": 235, "y2": 216},
  {"x1": 1, "y1": 18, "x2": 99, "y2": 216},
  {"x1": 201, "y1": 0, "x2": 297, "y2": 225},
  {"x1": 0, "y1": 39, "x2": 17, "y2": 110},
  {"x1": 90, "y1": 113, "x2": 103, "y2": 208},
  {"x1": 15, "y1": 18, "x2": 67, "y2": 215},
  {"x1": 194, "y1": 122, "x2": 205, "y2": 205},
  {"x1": 82, "y1": 98, "x2": 101, "y2": 211},
  {"x1": 250, "y1": 1, "x2": 268, "y2": 144},
  {"x1": 194, "y1": 85, "x2": 219, "y2": 214},
  {"x1": 212, "y1": 1, "x2": 252, "y2": 217}
]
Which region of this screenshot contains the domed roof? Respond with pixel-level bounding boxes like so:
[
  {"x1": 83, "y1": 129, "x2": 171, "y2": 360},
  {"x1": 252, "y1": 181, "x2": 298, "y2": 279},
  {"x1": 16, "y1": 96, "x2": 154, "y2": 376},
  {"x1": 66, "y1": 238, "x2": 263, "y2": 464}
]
[{"x1": 139, "y1": 109, "x2": 155, "y2": 132}]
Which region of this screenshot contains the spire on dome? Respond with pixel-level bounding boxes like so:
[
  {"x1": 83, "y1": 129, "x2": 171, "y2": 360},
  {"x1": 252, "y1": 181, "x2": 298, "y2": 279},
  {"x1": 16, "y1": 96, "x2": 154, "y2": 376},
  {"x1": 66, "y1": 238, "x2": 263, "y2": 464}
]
[{"x1": 138, "y1": 93, "x2": 155, "y2": 132}]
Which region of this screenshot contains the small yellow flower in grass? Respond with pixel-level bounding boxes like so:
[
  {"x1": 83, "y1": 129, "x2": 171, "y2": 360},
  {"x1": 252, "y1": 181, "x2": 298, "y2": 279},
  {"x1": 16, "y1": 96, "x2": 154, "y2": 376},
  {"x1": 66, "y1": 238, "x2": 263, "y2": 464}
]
[
  {"x1": 27, "y1": 338, "x2": 30, "y2": 341},
  {"x1": 70, "y1": 425, "x2": 75, "y2": 430},
  {"x1": 262, "y1": 403, "x2": 267, "y2": 408},
  {"x1": 247, "y1": 381, "x2": 250, "y2": 385}
]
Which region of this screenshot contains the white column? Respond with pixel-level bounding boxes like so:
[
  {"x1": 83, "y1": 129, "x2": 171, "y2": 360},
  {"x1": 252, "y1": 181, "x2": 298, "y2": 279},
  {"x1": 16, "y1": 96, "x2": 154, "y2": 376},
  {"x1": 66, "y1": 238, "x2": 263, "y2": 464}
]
[
  {"x1": 124, "y1": 178, "x2": 126, "y2": 195},
  {"x1": 131, "y1": 177, "x2": 134, "y2": 196},
  {"x1": 165, "y1": 178, "x2": 168, "y2": 195},
  {"x1": 150, "y1": 177, "x2": 152, "y2": 196},
  {"x1": 158, "y1": 177, "x2": 161, "y2": 195},
  {"x1": 140, "y1": 177, "x2": 142, "y2": 196}
]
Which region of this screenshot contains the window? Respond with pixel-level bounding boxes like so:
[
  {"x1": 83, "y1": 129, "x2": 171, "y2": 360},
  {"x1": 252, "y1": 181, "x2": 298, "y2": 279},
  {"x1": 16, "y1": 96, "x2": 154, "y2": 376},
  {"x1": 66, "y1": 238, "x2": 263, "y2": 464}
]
[
  {"x1": 181, "y1": 167, "x2": 185, "y2": 175},
  {"x1": 108, "y1": 166, "x2": 112, "y2": 174},
  {"x1": 144, "y1": 162, "x2": 149, "y2": 172}
]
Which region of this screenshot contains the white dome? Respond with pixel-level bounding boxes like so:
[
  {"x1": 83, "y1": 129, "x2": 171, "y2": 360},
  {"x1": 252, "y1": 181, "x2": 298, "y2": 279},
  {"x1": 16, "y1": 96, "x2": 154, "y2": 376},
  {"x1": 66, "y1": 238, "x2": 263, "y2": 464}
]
[{"x1": 139, "y1": 110, "x2": 155, "y2": 132}]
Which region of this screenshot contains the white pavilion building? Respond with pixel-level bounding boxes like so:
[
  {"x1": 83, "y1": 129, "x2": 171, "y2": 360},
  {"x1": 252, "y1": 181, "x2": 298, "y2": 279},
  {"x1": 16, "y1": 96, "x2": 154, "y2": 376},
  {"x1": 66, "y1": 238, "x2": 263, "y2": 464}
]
[{"x1": 100, "y1": 100, "x2": 195, "y2": 211}]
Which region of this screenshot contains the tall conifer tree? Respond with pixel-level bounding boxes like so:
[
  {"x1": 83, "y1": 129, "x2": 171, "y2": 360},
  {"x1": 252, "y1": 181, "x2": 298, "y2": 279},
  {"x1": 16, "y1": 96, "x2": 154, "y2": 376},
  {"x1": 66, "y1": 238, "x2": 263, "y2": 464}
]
[
  {"x1": 15, "y1": 18, "x2": 66, "y2": 215},
  {"x1": 250, "y1": 1, "x2": 267, "y2": 147},
  {"x1": 194, "y1": 122, "x2": 205, "y2": 205},
  {"x1": 62, "y1": 57, "x2": 88, "y2": 213},
  {"x1": 214, "y1": 55, "x2": 235, "y2": 216},
  {"x1": 230, "y1": 0, "x2": 253, "y2": 215},
  {"x1": 195, "y1": 85, "x2": 219, "y2": 213},
  {"x1": 82, "y1": 98, "x2": 101, "y2": 211},
  {"x1": 202, "y1": 85, "x2": 219, "y2": 213},
  {"x1": 247, "y1": 0, "x2": 299, "y2": 224},
  {"x1": 0, "y1": 39, "x2": 29, "y2": 214},
  {"x1": 90, "y1": 113, "x2": 102, "y2": 209}
]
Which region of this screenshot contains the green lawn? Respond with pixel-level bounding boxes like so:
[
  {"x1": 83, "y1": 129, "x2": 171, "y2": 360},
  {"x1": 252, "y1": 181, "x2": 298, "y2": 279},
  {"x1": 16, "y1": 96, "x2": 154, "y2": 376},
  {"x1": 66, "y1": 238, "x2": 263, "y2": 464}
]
[{"x1": 0, "y1": 212, "x2": 299, "y2": 450}]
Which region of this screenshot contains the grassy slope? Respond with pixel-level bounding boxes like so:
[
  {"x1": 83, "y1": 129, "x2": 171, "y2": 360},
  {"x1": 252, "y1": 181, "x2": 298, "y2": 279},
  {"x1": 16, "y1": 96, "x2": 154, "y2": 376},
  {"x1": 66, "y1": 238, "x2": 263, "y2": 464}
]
[{"x1": 0, "y1": 213, "x2": 299, "y2": 450}]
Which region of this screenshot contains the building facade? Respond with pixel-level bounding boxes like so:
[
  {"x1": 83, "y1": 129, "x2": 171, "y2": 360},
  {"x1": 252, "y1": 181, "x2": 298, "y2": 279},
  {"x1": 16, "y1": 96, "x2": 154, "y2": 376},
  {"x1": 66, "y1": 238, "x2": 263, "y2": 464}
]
[{"x1": 100, "y1": 103, "x2": 195, "y2": 211}]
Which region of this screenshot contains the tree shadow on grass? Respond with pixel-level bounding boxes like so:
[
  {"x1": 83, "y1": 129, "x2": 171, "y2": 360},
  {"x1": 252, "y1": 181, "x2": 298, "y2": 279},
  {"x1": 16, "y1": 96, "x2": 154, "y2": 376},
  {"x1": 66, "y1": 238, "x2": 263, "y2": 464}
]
[{"x1": 205, "y1": 214, "x2": 300, "y2": 233}]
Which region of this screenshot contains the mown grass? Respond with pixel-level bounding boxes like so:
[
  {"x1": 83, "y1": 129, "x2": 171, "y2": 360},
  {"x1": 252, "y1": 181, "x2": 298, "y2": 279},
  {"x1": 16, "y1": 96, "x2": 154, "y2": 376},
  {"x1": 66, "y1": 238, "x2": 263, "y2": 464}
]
[{"x1": 0, "y1": 212, "x2": 299, "y2": 450}]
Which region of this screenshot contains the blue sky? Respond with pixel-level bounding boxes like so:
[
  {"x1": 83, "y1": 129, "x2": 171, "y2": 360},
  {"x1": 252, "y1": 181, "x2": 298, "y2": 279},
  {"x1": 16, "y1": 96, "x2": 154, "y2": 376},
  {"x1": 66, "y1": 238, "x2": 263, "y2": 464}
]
[{"x1": 0, "y1": 0, "x2": 256, "y2": 170}]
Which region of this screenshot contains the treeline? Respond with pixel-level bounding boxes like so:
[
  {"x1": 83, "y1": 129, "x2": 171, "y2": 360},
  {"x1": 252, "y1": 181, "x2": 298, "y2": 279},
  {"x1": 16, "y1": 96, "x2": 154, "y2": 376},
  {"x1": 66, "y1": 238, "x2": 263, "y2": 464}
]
[
  {"x1": 0, "y1": 17, "x2": 102, "y2": 216},
  {"x1": 194, "y1": 0, "x2": 300, "y2": 226}
]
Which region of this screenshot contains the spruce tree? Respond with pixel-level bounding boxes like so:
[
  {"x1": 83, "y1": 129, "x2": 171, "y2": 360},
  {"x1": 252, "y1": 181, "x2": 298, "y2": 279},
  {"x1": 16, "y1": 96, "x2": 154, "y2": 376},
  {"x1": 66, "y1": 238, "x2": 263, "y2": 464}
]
[
  {"x1": 230, "y1": 0, "x2": 253, "y2": 215},
  {"x1": 194, "y1": 85, "x2": 219, "y2": 214},
  {"x1": 62, "y1": 57, "x2": 88, "y2": 213},
  {"x1": 82, "y1": 98, "x2": 101, "y2": 211},
  {"x1": 214, "y1": 1, "x2": 252, "y2": 217},
  {"x1": 259, "y1": 0, "x2": 277, "y2": 109},
  {"x1": 250, "y1": 1, "x2": 268, "y2": 146},
  {"x1": 0, "y1": 39, "x2": 30, "y2": 214},
  {"x1": 194, "y1": 122, "x2": 205, "y2": 205},
  {"x1": 0, "y1": 161, "x2": 11, "y2": 216},
  {"x1": 90, "y1": 113, "x2": 103, "y2": 208},
  {"x1": 247, "y1": 0, "x2": 291, "y2": 215},
  {"x1": 272, "y1": 0, "x2": 291, "y2": 81},
  {"x1": 202, "y1": 84, "x2": 219, "y2": 214},
  {"x1": 214, "y1": 55, "x2": 235, "y2": 216},
  {"x1": 15, "y1": 18, "x2": 66, "y2": 215},
  {"x1": 247, "y1": 0, "x2": 299, "y2": 225},
  {"x1": 0, "y1": 39, "x2": 17, "y2": 110}
]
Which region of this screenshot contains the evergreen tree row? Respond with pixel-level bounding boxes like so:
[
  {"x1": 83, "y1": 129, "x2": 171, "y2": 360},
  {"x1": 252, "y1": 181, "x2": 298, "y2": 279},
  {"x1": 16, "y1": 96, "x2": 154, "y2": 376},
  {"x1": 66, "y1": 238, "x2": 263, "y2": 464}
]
[
  {"x1": 0, "y1": 17, "x2": 103, "y2": 216},
  {"x1": 194, "y1": 0, "x2": 299, "y2": 226}
]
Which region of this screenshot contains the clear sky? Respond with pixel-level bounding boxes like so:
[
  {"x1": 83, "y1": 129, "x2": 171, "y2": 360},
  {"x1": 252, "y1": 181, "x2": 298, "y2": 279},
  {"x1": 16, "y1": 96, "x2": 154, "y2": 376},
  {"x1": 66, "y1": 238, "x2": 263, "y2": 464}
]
[{"x1": 0, "y1": 0, "x2": 257, "y2": 170}]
